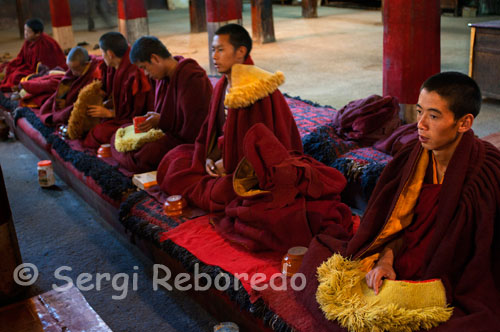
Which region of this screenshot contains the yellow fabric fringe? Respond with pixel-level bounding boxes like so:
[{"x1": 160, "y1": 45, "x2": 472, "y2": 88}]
[
  {"x1": 316, "y1": 254, "x2": 453, "y2": 332},
  {"x1": 224, "y1": 64, "x2": 285, "y2": 109},
  {"x1": 67, "y1": 80, "x2": 103, "y2": 140},
  {"x1": 114, "y1": 124, "x2": 164, "y2": 152}
]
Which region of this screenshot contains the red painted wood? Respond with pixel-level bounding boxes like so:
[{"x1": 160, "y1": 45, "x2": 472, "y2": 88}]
[
  {"x1": 383, "y1": 0, "x2": 440, "y2": 104},
  {"x1": 117, "y1": 0, "x2": 148, "y2": 20},
  {"x1": 49, "y1": 0, "x2": 72, "y2": 27},
  {"x1": 206, "y1": 0, "x2": 242, "y2": 23}
]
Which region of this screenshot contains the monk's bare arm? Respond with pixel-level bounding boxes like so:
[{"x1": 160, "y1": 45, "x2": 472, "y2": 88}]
[
  {"x1": 87, "y1": 105, "x2": 115, "y2": 118},
  {"x1": 365, "y1": 247, "x2": 396, "y2": 294}
]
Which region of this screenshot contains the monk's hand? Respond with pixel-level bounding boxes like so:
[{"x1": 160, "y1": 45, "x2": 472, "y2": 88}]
[
  {"x1": 205, "y1": 158, "x2": 218, "y2": 177},
  {"x1": 214, "y1": 159, "x2": 226, "y2": 176},
  {"x1": 55, "y1": 98, "x2": 66, "y2": 109},
  {"x1": 87, "y1": 105, "x2": 114, "y2": 118},
  {"x1": 365, "y1": 262, "x2": 396, "y2": 295},
  {"x1": 365, "y1": 247, "x2": 396, "y2": 295},
  {"x1": 138, "y1": 112, "x2": 160, "y2": 132}
]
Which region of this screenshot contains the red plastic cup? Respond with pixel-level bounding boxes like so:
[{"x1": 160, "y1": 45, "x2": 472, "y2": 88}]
[{"x1": 133, "y1": 116, "x2": 147, "y2": 133}]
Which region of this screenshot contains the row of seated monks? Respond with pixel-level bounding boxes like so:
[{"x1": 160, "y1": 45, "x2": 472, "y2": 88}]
[{"x1": 1, "y1": 18, "x2": 499, "y2": 331}]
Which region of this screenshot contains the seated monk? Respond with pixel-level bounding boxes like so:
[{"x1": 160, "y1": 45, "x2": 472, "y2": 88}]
[
  {"x1": 0, "y1": 18, "x2": 67, "y2": 92},
  {"x1": 109, "y1": 36, "x2": 212, "y2": 173},
  {"x1": 298, "y1": 72, "x2": 500, "y2": 331},
  {"x1": 83, "y1": 32, "x2": 153, "y2": 149},
  {"x1": 157, "y1": 24, "x2": 303, "y2": 212},
  {"x1": 36, "y1": 46, "x2": 102, "y2": 126}
]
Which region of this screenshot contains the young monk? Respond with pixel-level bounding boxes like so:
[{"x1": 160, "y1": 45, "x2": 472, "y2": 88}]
[
  {"x1": 157, "y1": 24, "x2": 303, "y2": 212},
  {"x1": 0, "y1": 18, "x2": 67, "y2": 92},
  {"x1": 36, "y1": 46, "x2": 102, "y2": 126},
  {"x1": 298, "y1": 72, "x2": 500, "y2": 331},
  {"x1": 110, "y1": 36, "x2": 212, "y2": 173},
  {"x1": 83, "y1": 32, "x2": 153, "y2": 149}
]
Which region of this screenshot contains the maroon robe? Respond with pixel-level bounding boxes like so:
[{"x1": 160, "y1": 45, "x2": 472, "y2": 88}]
[
  {"x1": 83, "y1": 48, "x2": 153, "y2": 149},
  {"x1": 19, "y1": 73, "x2": 63, "y2": 108},
  {"x1": 36, "y1": 57, "x2": 102, "y2": 126},
  {"x1": 110, "y1": 57, "x2": 212, "y2": 173},
  {"x1": 297, "y1": 130, "x2": 500, "y2": 331},
  {"x1": 216, "y1": 123, "x2": 353, "y2": 253},
  {"x1": 157, "y1": 74, "x2": 303, "y2": 213},
  {"x1": 0, "y1": 33, "x2": 67, "y2": 91}
]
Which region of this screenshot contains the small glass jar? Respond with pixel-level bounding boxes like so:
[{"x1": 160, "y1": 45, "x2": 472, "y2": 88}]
[
  {"x1": 97, "y1": 144, "x2": 111, "y2": 158},
  {"x1": 37, "y1": 160, "x2": 55, "y2": 187},
  {"x1": 163, "y1": 195, "x2": 187, "y2": 217},
  {"x1": 281, "y1": 246, "x2": 308, "y2": 277}
]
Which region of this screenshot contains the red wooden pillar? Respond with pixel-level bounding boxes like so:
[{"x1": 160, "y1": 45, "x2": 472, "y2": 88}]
[
  {"x1": 383, "y1": 0, "x2": 440, "y2": 122},
  {"x1": 206, "y1": 0, "x2": 243, "y2": 74},
  {"x1": 189, "y1": 0, "x2": 206, "y2": 33},
  {"x1": 117, "y1": 0, "x2": 149, "y2": 45},
  {"x1": 48, "y1": 0, "x2": 75, "y2": 51},
  {"x1": 302, "y1": 0, "x2": 317, "y2": 18},
  {"x1": 251, "y1": 0, "x2": 275, "y2": 44}
]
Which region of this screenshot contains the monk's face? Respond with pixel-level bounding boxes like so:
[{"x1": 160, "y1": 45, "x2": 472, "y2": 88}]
[
  {"x1": 24, "y1": 25, "x2": 39, "y2": 42},
  {"x1": 416, "y1": 89, "x2": 472, "y2": 154},
  {"x1": 212, "y1": 34, "x2": 246, "y2": 75},
  {"x1": 136, "y1": 55, "x2": 164, "y2": 80},
  {"x1": 67, "y1": 60, "x2": 87, "y2": 77}
]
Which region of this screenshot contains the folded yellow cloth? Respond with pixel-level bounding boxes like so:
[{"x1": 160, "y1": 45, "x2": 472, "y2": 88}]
[
  {"x1": 316, "y1": 254, "x2": 453, "y2": 332},
  {"x1": 224, "y1": 64, "x2": 285, "y2": 109},
  {"x1": 114, "y1": 124, "x2": 164, "y2": 152}
]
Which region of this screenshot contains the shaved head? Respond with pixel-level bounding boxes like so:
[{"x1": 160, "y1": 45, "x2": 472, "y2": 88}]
[{"x1": 67, "y1": 46, "x2": 90, "y2": 65}]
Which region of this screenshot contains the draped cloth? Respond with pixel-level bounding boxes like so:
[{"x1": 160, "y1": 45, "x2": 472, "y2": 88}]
[
  {"x1": 297, "y1": 130, "x2": 500, "y2": 331},
  {"x1": 36, "y1": 57, "x2": 103, "y2": 126},
  {"x1": 157, "y1": 65, "x2": 303, "y2": 213},
  {"x1": 0, "y1": 33, "x2": 67, "y2": 91},
  {"x1": 215, "y1": 123, "x2": 353, "y2": 253},
  {"x1": 110, "y1": 57, "x2": 212, "y2": 173},
  {"x1": 83, "y1": 48, "x2": 153, "y2": 148}
]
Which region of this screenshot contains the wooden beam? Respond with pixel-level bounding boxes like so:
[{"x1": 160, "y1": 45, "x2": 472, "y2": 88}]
[
  {"x1": 251, "y1": 0, "x2": 275, "y2": 44},
  {"x1": 189, "y1": 0, "x2": 206, "y2": 33},
  {"x1": 302, "y1": 0, "x2": 318, "y2": 18}
]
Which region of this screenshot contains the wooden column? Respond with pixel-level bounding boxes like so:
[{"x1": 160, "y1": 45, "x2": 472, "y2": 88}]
[
  {"x1": 302, "y1": 0, "x2": 318, "y2": 18},
  {"x1": 117, "y1": 0, "x2": 149, "y2": 45},
  {"x1": 189, "y1": 0, "x2": 206, "y2": 33},
  {"x1": 48, "y1": 0, "x2": 75, "y2": 51},
  {"x1": 16, "y1": 0, "x2": 25, "y2": 39},
  {"x1": 383, "y1": 0, "x2": 440, "y2": 123},
  {"x1": 251, "y1": 0, "x2": 275, "y2": 44},
  {"x1": 206, "y1": 0, "x2": 243, "y2": 74}
]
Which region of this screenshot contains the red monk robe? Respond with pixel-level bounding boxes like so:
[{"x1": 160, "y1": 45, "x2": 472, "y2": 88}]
[
  {"x1": 36, "y1": 57, "x2": 102, "y2": 126},
  {"x1": 157, "y1": 64, "x2": 303, "y2": 213},
  {"x1": 0, "y1": 33, "x2": 67, "y2": 91},
  {"x1": 297, "y1": 130, "x2": 500, "y2": 331},
  {"x1": 110, "y1": 57, "x2": 212, "y2": 173},
  {"x1": 216, "y1": 123, "x2": 353, "y2": 253},
  {"x1": 83, "y1": 48, "x2": 153, "y2": 149},
  {"x1": 18, "y1": 71, "x2": 64, "y2": 108}
]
